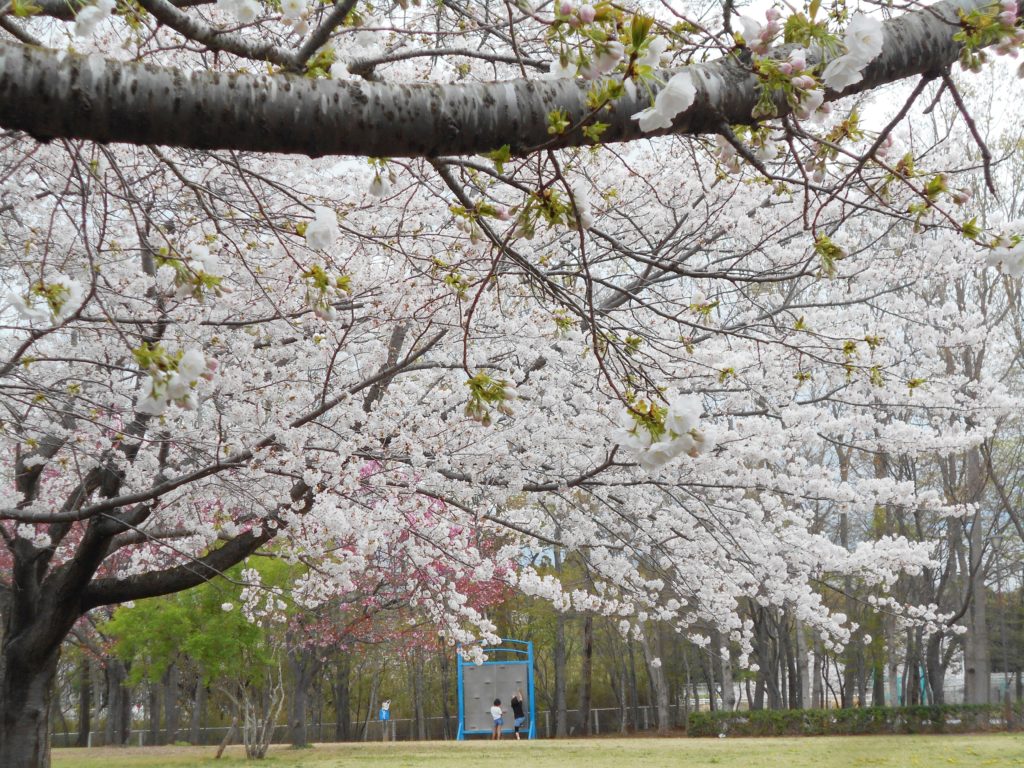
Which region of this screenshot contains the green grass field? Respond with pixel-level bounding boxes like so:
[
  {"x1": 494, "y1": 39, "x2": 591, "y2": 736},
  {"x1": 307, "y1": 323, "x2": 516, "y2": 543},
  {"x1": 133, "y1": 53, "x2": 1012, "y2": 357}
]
[{"x1": 51, "y1": 734, "x2": 1024, "y2": 768}]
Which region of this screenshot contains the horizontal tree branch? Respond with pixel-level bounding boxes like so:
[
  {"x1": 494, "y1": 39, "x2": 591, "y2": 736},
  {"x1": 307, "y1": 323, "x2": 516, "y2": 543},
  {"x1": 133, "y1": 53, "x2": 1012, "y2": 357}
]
[{"x1": 0, "y1": 0, "x2": 996, "y2": 157}]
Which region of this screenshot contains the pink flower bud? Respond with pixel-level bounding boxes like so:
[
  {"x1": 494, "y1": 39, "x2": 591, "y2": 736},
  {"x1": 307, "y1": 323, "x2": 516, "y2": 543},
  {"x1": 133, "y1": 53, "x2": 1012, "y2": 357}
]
[
  {"x1": 559, "y1": 1, "x2": 574, "y2": 16},
  {"x1": 207, "y1": 358, "x2": 219, "y2": 372},
  {"x1": 766, "y1": 8, "x2": 782, "y2": 21},
  {"x1": 999, "y1": 9, "x2": 1017, "y2": 25},
  {"x1": 578, "y1": 4, "x2": 595, "y2": 23},
  {"x1": 779, "y1": 61, "x2": 793, "y2": 75}
]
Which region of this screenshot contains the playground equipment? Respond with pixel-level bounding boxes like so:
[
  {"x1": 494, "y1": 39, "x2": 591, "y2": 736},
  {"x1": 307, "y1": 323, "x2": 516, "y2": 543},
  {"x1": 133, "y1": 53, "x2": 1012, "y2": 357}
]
[{"x1": 456, "y1": 638, "x2": 537, "y2": 739}]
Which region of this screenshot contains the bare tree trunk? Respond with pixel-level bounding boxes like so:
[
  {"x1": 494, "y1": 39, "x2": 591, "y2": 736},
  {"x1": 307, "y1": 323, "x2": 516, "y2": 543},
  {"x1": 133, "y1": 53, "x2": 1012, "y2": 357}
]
[
  {"x1": 333, "y1": 655, "x2": 350, "y2": 741},
  {"x1": 190, "y1": 669, "x2": 206, "y2": 745},
  {"x1": 553, "y1": 547, "x2": 568, "y2": 737},
  {"x1": 215, "y1": 716, "x2": 237, "y2": 759},
  {"x1": 640, "y1": 631, "x2": 670, "y2": 734},
  {"x1": 439, "y1": 650, "x2": 451, "y2": 740},
  {"x1": 618, "y1": 666, "x2": 628, "y2": 733},
  {"x1": 812, "y1": 639, "x2": 824, "y2": 708},
  {"x1": 287, "y1": 644, "x2": 319, "y2": 747},
  {"x1": 580, "y1": 615, "x2": 593, "y2": 735},
  {"x1": 164, "y1": 662, "x2": 180, "y2": 744},
  {"x1": 964, "y1": 453, "x2": 991, "y2": 704},
  {"x1": 795, "y1": 620, "x2": 810, "y2": 709},
  {"x1": 148, "y1": 680, "x2": 162, "y2": 746},
  {"x1": 413, "y1": 653, "x2": 427, "y2": 741},
  {"x1": 628, "y1": 639, "x2": 641, "y2": 727},
  {"x1": 715, "y1": 630, "x2": 736, "y2": 712},
  {"x1": 104, "y1": 659, "x2": 131, "y2": 746},
  {"x1": 76, "y1": 657, "x2": 91, "y2": 748}
]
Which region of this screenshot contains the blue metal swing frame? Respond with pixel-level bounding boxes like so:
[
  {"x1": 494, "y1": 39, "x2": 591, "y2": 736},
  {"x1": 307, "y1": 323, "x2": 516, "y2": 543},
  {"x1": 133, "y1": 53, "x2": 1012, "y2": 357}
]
[{"x1": 456, "y1": 638, "x2": 537, "y2": 739}]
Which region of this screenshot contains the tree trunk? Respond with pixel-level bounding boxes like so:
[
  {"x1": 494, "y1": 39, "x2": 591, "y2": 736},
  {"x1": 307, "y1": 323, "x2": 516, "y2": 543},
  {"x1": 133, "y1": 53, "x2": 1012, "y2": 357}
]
[
  {"x1": 795, "y1": 620, "x2": 810, "y2": 709},
  {"x1": 964, "y1": 466, "x2": 991, "y2": 704},
  {"x1": 148, "y1": 680, "x2": 162, "y2": 746},
  {"x1": 104, "y1": 658, "x2": 131, "y2": 746},
  {"x1": 627, "y1": 639, "x2": 641, "y2": 727},
  {"x1": 439, "y1": 650, "x2": 451, "y2": 740},
  {"x1": 618, "y1": 667, "x2": 628, "y2": 733},
  {"x1": 580, "y1": 615, "x2": 593, "y2": 735},
  {"x1": 190, "y1": 670, "x2": 206, "y2": 745},
  {"x1": 76, "y1": 656, "x2": 92, "y2": 748},
  {"x1": 552, "y1": 546, "x2": 568, "y2": 737},
  {"x1": 640, "y1": 631, "x2": 670, "y2": 734},
  {"x1": 717, "y1": 631, "x2": 736, "y2": 712},
  {"x1": 411, "y1": 652, "x2": 426, "y2": 740},
  {"x1": 925, "y1": 633, "x2": 947, "y2": 705},
  {"x1": 333, "y1": 655, "x2": 350, "y2": 741},
  {"x1": 287, "y1": 644, "x2": 317, "y2": 747},
  {"x1": 0, "y1": 642, "x2": 60, "y2": 768},
  {"x1": 164, "y1": 662, "x2": 180, "y2": 744}
]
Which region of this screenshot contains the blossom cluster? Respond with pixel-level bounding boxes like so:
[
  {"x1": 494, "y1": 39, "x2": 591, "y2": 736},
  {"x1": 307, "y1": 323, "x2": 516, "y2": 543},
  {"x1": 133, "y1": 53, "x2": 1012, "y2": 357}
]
[
  {"x1": 632, "y1": 71, "x2": 697, "y2": 133},
  {"x1": 821, "y1": 14, "x2": 885, "y2": 92},
  {"x1": 137, "y1": 348, "x2": 218, "y2": 415},
  {"x1": 737, "y1": 9, "x2": 783, "y2": 56},
  {"x1": 4, "y1": 274, "x2": 84, "y2": 324},
  {"x1": 612, "y1": 393, "x2": 710, "y2": 471},
  {"x1": 986, "y1": 233, "x2": 1024, "y2": 276},
  {"x1": 74, "y1": 0, "x2": 116, "y2": 38},
  {"x1": 216, "y1": 0, "x2": 260, "y2": 24}
]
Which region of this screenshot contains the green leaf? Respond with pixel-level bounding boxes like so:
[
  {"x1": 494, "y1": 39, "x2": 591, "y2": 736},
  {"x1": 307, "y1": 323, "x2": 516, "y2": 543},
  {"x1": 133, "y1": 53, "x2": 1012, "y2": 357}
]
[{"x1": 482, "y1": 144, "x2": 511, "y2": 173}]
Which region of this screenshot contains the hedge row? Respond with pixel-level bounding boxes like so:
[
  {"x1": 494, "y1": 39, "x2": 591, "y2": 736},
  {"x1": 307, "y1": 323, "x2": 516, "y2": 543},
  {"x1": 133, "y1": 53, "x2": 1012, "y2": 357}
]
[{"x1": 687, "y1": 702, "x2": 1022, "y2": 737}]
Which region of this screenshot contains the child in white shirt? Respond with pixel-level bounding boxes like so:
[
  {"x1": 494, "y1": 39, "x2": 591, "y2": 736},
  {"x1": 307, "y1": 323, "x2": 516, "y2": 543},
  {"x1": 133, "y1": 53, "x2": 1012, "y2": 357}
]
[{"x1": 490, "y1": 698, "x2": 504, "y2": 740}]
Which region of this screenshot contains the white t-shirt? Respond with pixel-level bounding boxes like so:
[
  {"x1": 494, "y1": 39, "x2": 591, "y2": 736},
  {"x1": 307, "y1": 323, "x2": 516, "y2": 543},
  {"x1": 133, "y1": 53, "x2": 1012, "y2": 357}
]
[{"x1": 490, "y1": 705, "x2": 502, "y2": 721}]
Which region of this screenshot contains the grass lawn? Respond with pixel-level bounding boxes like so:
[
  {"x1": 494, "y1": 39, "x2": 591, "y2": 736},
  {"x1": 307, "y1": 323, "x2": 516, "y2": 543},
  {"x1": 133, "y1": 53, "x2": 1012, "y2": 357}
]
[{"x1": 52, "y1": 734, "x2": 1024, "y2": 768}]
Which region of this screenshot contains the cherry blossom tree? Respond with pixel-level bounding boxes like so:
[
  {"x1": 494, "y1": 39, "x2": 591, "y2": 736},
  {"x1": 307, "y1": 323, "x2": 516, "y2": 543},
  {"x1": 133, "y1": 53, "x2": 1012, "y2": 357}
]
[{"x1": 3, "y1": 1, "x2": 1024, "y2": 766}]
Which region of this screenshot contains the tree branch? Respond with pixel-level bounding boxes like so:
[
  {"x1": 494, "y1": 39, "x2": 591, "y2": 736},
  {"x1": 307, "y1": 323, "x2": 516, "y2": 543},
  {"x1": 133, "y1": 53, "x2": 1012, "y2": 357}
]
[{"x1": 0, "y1": 0, "x2": 995, "y2": 157}]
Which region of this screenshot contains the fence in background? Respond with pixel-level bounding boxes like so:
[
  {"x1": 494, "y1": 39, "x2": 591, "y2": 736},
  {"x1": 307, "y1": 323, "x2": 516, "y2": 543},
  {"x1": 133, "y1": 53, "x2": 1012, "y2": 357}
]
[{"x1": 52, "y1": 674, "x2": 1024, "y2": 748}]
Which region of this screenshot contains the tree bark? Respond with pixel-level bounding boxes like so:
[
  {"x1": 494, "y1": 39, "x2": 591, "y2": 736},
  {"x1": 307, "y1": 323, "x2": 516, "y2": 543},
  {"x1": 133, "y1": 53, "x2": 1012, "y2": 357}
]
[
  {"x1": 333, "y1": 655, "x2": 350, "y2": 741},
  {"x1": 795, "y1": 620, "x2": 810, "y2": 710},
  {"x1": 715, "y1": 630, "x2": 736, "y2": 713},
  {"x1": 190, "y1": 672, "x2": 206, "y2": 745},
  {"x1": 552, "y1": 547, "x2": 568, "y2": 737},
  {"x1": 580, "y1": 615, "x2": 593, "y2": 735},
  {"x1": 148, "y1": 680, "x2": 162, "y2": 746},
  {"x1": 0, "y1": 0, "x2": 1004, "y2": 158},
  {"x1": 640, "y1": 631, "x2": 670, "y2": 734},
  {"x1": 164, "y1": 662, "x2": 180, "y2": 744},
  {"x1": 964, "y1": 453, "x2": 992, "y2": 704},
  {"x1": 439, "y1": 649, "x2": 452, "y2": 740},
  {"x1": 0, "y1": 642, "x2": 60, "y2": 768},
  {"x1": 287, "y1": 644, "x2": 318, "y2": 748},
  {"x1": 75, "y1": 656, "x2": 91, "y2": 748}
]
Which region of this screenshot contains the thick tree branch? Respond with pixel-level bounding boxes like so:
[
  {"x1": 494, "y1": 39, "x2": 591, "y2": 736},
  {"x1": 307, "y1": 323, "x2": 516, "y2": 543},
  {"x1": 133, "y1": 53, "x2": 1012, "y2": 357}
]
[{"x1": 0, "y1": 0, "x2": 995, "y2": 157}]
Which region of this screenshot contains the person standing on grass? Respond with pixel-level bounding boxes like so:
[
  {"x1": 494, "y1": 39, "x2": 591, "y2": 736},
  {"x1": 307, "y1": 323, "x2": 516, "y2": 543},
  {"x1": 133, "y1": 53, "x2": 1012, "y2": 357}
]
[
  {"x1": 379, "y1": 699, "x2": 391, "y2": 742},
  {"x1": 490, "y1": 698, "x2": 505, "y2": 740},
  {"x1": 510, "y1": 690, "x2": 526, "y2": 740}
]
